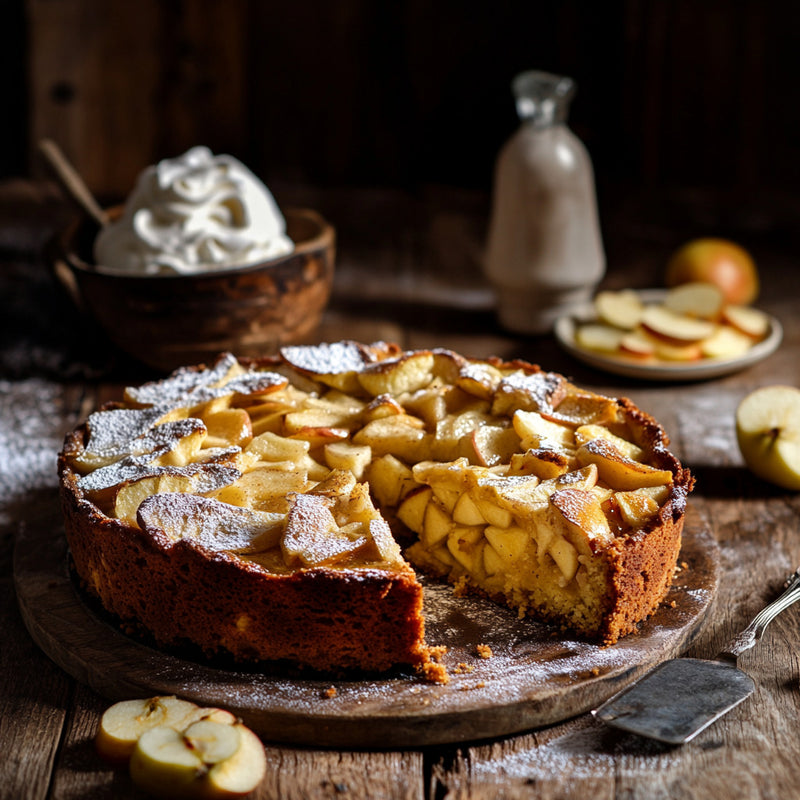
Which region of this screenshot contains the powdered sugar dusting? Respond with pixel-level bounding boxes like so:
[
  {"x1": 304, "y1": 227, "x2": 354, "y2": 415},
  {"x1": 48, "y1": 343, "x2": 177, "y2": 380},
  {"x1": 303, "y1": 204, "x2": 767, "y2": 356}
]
[
  {"x1": 78, "y1": 460, "x2": 239, "y2": 494},
  {"x1": 138, "y1": 493, "x2": 283, "y2": 550},
  {"x1": 460, "y1": 361, "x2": 501, "y2": 389},
  {"x1": 281, "y1": 341, "x2": 370, "y2": 375},
  {"x1": 131, "y1": 418, "x2": 207, "y2": 456},
  {"x1": 496, "y1": 371, "x2": 565, "y2": 413},
  {"x1": 84, "y1": 406, "x2": 167, "y2": 456},
  {"x1": 125, "y1": 353, "x2": 239, "y2": 406},
  {"x1": 0, "y1": 379, "x2": 64, "y2": 512}
]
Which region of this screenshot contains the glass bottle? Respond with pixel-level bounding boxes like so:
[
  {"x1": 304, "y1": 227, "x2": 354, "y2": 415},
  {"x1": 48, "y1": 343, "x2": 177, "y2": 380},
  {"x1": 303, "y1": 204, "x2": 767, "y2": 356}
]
[{"x1": 484, "y1": 70, "x2": 605, "y2": 334}]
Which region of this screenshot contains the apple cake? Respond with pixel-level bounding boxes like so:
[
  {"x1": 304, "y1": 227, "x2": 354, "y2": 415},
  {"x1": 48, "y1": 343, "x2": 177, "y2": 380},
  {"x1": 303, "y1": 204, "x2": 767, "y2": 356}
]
[{"x1": 58, "y1": 342, "x2": 693, "y2": 679}]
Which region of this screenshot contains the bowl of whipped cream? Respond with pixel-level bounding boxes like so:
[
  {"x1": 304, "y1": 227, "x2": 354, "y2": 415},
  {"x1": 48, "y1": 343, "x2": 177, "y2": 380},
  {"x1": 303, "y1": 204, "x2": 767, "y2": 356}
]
[{"x1": 50, "y1": 146, "x2": 335, "y2": 371}]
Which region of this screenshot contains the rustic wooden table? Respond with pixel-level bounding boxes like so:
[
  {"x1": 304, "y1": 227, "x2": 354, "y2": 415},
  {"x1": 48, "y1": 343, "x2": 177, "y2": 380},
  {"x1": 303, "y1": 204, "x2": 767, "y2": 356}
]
[{"x1": 2, "y1": 180, "x2": 799, "y2": 799}]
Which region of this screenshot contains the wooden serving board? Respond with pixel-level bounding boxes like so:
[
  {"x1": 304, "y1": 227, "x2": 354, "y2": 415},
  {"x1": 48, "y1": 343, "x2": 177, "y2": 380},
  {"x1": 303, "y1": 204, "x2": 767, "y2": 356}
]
[{"x1": 14, "y1": 501, "x2": 719, "y2": 748}]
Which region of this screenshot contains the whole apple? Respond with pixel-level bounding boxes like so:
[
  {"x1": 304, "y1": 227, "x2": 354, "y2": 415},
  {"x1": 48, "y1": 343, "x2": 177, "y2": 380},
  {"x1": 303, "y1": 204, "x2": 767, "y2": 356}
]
[
  {"x1": 665, "y1": 238, "x2": 759, "y2": 306},
  {"x1": 736, "y1": 386, "x2": 800, "y2": 491}
]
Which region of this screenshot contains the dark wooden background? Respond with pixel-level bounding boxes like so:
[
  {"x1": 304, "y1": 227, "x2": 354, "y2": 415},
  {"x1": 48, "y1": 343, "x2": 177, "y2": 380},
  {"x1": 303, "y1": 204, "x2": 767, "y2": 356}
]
[{"x1": 3, "y1": 0, "x2": 798, "y2": 237}]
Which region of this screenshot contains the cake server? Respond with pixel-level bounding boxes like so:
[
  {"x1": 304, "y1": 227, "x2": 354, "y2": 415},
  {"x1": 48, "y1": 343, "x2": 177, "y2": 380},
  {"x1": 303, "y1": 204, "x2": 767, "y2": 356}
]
[{"x1": 593, "y1": 566, "x2": 800, "y2": 745}]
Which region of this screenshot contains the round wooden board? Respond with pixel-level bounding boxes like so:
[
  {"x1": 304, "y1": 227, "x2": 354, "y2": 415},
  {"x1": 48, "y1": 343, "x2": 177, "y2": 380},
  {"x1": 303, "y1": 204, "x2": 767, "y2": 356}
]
[{"x1": 15, "y1": 503, "x2": 719, "y2": 748}]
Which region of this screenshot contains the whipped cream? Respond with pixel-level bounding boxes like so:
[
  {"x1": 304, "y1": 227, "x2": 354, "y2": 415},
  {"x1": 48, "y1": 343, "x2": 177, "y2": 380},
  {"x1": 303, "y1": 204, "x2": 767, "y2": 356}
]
[{"x1": 93, "y1": 146, "x2": 294, "y2": 275}]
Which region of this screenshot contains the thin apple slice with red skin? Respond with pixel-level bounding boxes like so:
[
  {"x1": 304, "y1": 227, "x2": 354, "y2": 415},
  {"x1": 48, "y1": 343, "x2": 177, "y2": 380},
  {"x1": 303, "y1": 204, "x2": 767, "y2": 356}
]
[
  {"x1": 700, "y1": 325, "x2": 754, "y2": 360},
  {"x1": 619, "y1": 330, "x2": 657, "y2": 360},
  {"x1": 721, "y1": 304, "x2": 771, "y2": 339},
  {"x1": 640, "y1": 305, "x2": 716, "y2": 345},
  {"x1": 663, "y1": 281, "x2": 724, "y2": 320},
  {"x1": 652, "y1": 338, "x2": 704, "y2": 362},
  {"x1": 575, "y1": 323, "x2": 624, "y2": 354},
  {"x1": 594, "y1": 289, "x2": 644, "y2": 330}
]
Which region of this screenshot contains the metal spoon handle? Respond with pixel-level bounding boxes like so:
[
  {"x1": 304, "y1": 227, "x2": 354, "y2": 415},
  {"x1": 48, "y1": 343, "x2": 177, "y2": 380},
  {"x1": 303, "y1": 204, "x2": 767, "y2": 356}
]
[
  {"x1": 38, "y1": 138, "x2": 108, "y2": 228},
  {"x1": 720, "y1": 567, "x2": 800, "y2": 660}
]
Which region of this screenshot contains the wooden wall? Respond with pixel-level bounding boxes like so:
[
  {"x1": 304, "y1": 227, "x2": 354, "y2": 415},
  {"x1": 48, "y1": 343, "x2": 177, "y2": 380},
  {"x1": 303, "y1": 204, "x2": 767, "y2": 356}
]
[{"x1": 16, "y1": 0, "x2": 800, "y2": 218}]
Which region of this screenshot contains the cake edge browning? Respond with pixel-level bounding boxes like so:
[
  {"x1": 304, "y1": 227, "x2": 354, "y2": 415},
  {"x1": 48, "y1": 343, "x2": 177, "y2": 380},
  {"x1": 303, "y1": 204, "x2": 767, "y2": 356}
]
[
  {"x1": 599, "y1": 397, "x2": 695, "y2": 644},
  {"x1": 600, "y1": 475, "x2": 690, "y2": 644},
  {"x1": 58, "y1": 439, "x2": 431, "y2": 675}
]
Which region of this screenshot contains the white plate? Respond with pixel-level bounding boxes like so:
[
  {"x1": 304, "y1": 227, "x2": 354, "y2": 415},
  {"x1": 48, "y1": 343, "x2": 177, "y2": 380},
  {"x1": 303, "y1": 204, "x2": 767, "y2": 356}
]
[{"x1": 554, "y1": 289, "x2": 783, "y2": 381}]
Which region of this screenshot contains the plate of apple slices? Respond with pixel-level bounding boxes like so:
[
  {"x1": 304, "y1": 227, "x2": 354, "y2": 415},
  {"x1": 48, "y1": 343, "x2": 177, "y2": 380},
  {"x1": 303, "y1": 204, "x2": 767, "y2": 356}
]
[{"x1": 554, "y1": 284, "x2": 783, "y2": 381}]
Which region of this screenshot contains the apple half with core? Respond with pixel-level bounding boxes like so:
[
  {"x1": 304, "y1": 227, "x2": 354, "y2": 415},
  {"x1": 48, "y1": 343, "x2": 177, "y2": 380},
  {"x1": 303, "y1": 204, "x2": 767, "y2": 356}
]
[{"x1": 736, "y1": 385, "x2": 800, "y2": 491}]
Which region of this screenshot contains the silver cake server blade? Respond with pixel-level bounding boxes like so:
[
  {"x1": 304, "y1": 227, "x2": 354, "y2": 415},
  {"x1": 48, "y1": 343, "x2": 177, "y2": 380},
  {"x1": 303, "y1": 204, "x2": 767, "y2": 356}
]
[{"x1": 593, "y1": 566, "x2": 800, "y2": 745}]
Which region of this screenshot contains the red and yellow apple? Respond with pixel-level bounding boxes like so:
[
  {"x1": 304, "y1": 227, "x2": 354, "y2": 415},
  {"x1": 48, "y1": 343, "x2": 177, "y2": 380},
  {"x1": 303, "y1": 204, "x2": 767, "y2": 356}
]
[{"x1": 665, "y1": 238, "x2": 759, "y2": 306}]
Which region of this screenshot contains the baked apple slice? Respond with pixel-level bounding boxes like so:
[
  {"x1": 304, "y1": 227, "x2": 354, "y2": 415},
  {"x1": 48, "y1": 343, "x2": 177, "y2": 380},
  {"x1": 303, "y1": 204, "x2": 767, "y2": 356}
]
[{"x1": 137, "y1": 493, "x2": 284, "y2": 552}]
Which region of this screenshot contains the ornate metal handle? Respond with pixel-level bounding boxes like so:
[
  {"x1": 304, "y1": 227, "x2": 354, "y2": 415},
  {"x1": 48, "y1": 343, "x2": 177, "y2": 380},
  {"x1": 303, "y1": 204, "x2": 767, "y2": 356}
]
[{"x1": 719, "y1": 567, "x2": 800, "y2": 661}]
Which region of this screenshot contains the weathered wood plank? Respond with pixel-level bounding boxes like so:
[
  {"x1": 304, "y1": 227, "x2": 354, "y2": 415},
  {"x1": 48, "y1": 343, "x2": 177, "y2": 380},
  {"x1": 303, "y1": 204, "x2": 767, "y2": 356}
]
[
  {"x1": 0, "y1": 381, "x2": 90, "y2": 800},
  {"x1": 27, "y1": 0, "x2": 249, "y2": 200}
]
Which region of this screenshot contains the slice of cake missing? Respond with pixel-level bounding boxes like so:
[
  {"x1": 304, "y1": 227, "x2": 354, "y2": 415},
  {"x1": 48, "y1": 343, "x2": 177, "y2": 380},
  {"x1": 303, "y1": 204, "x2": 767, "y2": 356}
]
[{"x1": 58, "y1": 343, "x2": 693, "y2": 680}]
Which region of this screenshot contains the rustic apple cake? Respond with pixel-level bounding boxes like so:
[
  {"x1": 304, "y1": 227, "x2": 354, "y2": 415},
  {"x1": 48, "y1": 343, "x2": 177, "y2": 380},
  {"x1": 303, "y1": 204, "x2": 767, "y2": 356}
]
[{"x1": 59, "y1": 342, "x2": 693, "y2": 679}]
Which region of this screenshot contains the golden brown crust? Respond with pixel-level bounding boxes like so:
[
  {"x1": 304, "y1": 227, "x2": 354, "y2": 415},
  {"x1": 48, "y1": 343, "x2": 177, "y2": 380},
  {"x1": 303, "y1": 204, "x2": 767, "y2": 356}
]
[
  {"x1": 58, "y1": 343, "x2": 693, "y2": 676},
  {"x1": 59, "y1": 449, "x2": 428, "y2": 673}
]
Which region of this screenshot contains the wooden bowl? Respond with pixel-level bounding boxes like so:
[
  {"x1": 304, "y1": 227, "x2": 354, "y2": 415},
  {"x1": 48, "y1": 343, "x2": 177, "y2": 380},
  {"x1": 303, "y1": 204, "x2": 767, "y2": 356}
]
[{"x1": 49, "y1": 207, "x2": 335, "y2": 372}]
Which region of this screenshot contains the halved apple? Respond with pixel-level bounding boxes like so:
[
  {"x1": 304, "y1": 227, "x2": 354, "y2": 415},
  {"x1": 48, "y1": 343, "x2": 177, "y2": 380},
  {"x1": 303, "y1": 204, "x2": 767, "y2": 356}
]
[
  {"x1": 202, "y1": 723, "x2": 268, "y2": 799},
  {"x1": 129, "y1": 719, "x2": 266, "y2": 800},
  {"x1": 95, "y1": 696, "x2": 201, "y2": 764},
  {"x1": 736, "y1": 385, "x2": 800, "y2": 491}
]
